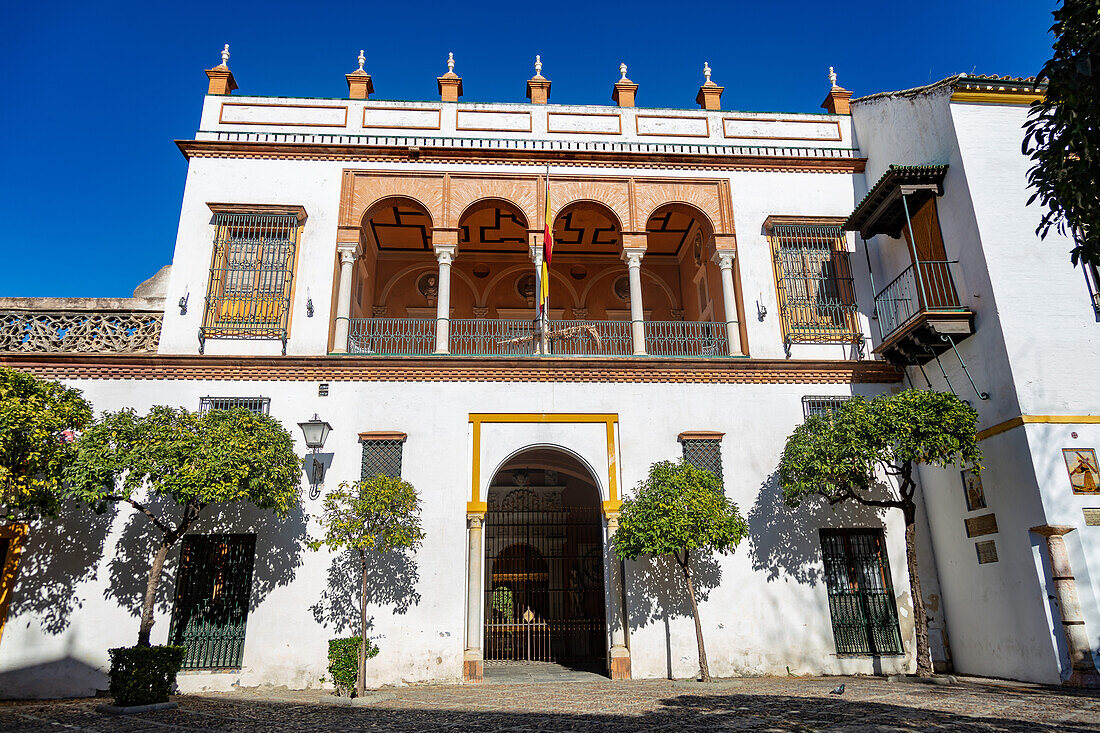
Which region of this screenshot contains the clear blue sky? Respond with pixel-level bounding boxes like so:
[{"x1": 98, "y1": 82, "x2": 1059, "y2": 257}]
[{"x1": 0, "y1": 0, "x2": 1054, "y2": 297}]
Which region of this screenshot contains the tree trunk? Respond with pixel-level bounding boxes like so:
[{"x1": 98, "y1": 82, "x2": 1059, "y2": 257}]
[
  {"x1": 137, "y1": 540, "x2": 171, "y2": 647},
  {"x1": 357, "y1": 549, "x2": 368, "y2": 698},
  {"x1": 903, "y1": 504, "x2": 933, "y2": 677},
  {"x1": 677, "y1": 550, "x2": 711, "y2": 683}
]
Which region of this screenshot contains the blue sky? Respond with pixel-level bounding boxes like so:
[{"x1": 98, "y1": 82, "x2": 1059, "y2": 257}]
[{"x1": 1, "y1": 0, "x2": 1054, "y2": 297}]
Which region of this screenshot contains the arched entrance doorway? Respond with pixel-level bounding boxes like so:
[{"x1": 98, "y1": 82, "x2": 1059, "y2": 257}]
[{"x1": 484, "y1": 447, "x2": 607, "y2": 672}]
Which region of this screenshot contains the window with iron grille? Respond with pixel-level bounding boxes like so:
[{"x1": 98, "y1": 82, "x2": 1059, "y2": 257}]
[
  {"x1": 820, "y1": 529, "x2": 903, "y2": 655},
  {"x1": 1085, "y1": 262, "x2": 1100, "y2": 316},
  {"x1": 200, "y1": 212, "x2": 300, "y2": 353},
  {"x1": 802, "y1": 395, "x2": 850, "y2": 420},
  {"x1": 168, "y1": 534, "x2": 256, "y2": 670},
  {"x1": 679, "y1": 436, "x2": 723, "y2": 483},
  {"x1": 198, "y1": 396, "x2": 271, "y2": 416},
  {"x1": 770, "y1": 224, "x2": 859, "y2": 347},
  {"x1": 361, "y1": 437, "x2": 405, "y2": 480}
]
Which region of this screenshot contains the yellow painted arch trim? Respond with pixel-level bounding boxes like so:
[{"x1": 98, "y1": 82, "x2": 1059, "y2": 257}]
[
  {"x1": 468, "y1": 413, "x2": 620, "y2": 517},
  {"x1": 977, "y1": 415, "x2": 1100, "y2": 442}
]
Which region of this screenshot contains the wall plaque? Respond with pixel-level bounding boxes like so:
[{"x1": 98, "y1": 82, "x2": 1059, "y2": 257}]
[
  {"x1": 965, "y1": 513, "x2": 998, "y2": 538},
  {"x1": 975, "y1": 540, "x2": 998, "y2": 564},
  {"x1": 1083, "y1": 508, "x2": 1100, "y2": 526},
  {"x1": 961, "y1": 467, "x2": 986, "y2": 511}
]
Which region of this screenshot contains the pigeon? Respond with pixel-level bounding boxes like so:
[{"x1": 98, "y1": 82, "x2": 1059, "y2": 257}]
[{"x1": 829, "y1": 684, "x2": 845, "y2": 695}]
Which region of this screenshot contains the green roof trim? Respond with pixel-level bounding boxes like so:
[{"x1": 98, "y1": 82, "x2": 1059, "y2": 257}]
[{"x1": 844, "y1": 164, "x2": 949, "y2": 236}]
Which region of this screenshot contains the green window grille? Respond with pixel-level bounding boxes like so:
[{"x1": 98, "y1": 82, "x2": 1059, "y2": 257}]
[
  {"x1": 168, "y1": 534, "x2": 256, "y2": 670},
  {"x1": 802, "y1": 395, "x2": 850, "y2": 420},
  {"x1": 771, "y1": 224, "x2": 860, "y2": 354},
  {"x1": 820, "y1": 529, "x2": 903, "y2": 655},
  {"x1": 198, "y1": 396, "x2": 271, "y2": 416},
  {"x1": 680, "y1": 437, "x2": 723, "y2": 483},
  {"x1": 200, "y1": 212, "x2": 299, "y2": 355},
  {"x1": 361, "y1": 438, "x2": 405, "y2": 480}
]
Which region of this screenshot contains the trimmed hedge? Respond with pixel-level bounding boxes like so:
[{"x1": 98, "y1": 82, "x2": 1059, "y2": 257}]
[
  {"x1": 108, "y1": 645, "x2": 186, "y2": 707},
  {"x1": 328, "y1": 636, "x2": 379, "y2": 697}
]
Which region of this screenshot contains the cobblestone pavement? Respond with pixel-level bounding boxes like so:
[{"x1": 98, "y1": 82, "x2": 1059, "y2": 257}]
[{"x1": 2, "y1": 675, "x2": 1099, "y2": 732}]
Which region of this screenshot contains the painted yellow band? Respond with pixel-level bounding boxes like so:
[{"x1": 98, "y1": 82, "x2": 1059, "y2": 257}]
[
  {"x1": 977, "y1": 415, "x2": 1100, "y2": 442},
  {"x1": 950, "y1": 91, "x2": 1043, "y2": 106}
]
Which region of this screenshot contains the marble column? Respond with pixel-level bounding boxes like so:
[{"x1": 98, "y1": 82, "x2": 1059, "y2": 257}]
[
  {"x1": 529, "y1": 240, "x2": 548, "y2": 354},
  {"x1": 711, "y1": 249, "x2": 742, "y2": 356},
  {"x1": 605, "y1": 513, "x2": 632, "y2": 679},
  {"x1": 331, "y1": 244, "x2": 358, "y2": 354},
  {"x1": 622, "y1": 247, "x2": 646, "y2": 356},
  {"x1": 463, "y1": 513, "x2": 484, "y2": 683},
  {"x1": 433, "y1": 243, "x2": 456, "y2": 354},
  {"x1": 1032, "y1": 524, "x2": 1100, "y2": 688}
]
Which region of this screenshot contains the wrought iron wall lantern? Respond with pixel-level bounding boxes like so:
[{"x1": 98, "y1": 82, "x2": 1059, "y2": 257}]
[{"x1": 298, "y1": 414, "x2": 333, "y2": 500}]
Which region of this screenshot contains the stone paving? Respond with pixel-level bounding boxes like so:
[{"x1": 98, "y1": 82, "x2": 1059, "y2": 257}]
[{"x1": 2, "y1": 675, "x2": 1099, "y2": 732}]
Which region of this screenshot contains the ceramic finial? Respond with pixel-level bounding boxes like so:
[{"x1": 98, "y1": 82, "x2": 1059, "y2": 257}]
[
  {"x1": 357, "y1": 50, "x2": 365, "y2": 72},
  {"x1": 829, "y1": 66, "x2": 837, "y2": 87},
  {"x1": 704, "y1": 62, "x2": 712, "y2": 83},
  {"x1": 447, "y1": 52, "x2": 455, "y2": 73},
  {"x1": 221, "y1": 44, "x2": 230, "y2": 68},
  {"x1": 620, "y1": 62, "x2": 628, "y2": 80},
  {"x1": 535, "y1": 54, "x2": 542, "y2": 76}
]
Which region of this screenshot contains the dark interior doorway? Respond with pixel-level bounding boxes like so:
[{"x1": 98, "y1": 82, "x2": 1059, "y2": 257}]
[{"x1": 484, "y1": 447, "x2": 607, "y2": 673}]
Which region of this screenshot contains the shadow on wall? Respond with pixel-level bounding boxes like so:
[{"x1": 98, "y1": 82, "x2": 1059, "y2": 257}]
[
  {"x1": 310, "y1": 548, "x2": 422, "y2": 637},
  {"x1": 747, "y1": 472, "x2": 887, "y2": 586},
  {"x1": 102, "y1": 498, "x2": 309, "y2": 628},
  {"x1": 0, "y1": 654, "x2": 108, "y2": 700},
  {"x1": 10, "y1": 501, "x2": 117, "y2": 634}
]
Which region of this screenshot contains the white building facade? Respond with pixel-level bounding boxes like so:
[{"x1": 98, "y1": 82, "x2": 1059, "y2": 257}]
[{"x1": 0, "y1": 53, "x2": 1096, "y2": 697}]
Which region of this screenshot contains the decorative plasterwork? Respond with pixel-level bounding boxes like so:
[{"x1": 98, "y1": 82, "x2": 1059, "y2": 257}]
[
  {"x1": 0, "y1": 354, "x2": 903, "y2": 384},
  {"x1": 339, "y1": 170, "x2": 737, "y2": 238}
]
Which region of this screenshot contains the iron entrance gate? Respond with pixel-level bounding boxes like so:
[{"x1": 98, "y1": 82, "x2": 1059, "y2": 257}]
[{"x1": 484, "y1": 490, "x2": 606, "y2": 665}]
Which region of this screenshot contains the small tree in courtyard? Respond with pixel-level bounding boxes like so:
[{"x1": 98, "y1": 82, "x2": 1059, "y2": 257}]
[
  {"x1": 778, "y1": 389, "x2": 980, "y2": 677},
  {"x1": 309, "y1": 475, "x2": 424, "y2": 697},
  {"x1": 66, "y1": 406, "x2": 301, "y2": 647},
  {"x1": 1023, "y1": 0, "x2": 1100, "y2": 267},
  {"x1": 0, "y1": 368, "x2": 92, "y2": 522},
  {"x1": 613, "y1": 459, "x2": 747, "y2": 682}
]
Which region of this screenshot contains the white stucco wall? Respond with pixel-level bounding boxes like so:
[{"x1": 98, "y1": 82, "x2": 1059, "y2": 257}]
[
  {"x1": 0, "y1": 376, "x2": 919, "y2": 698},
  {"x1": 851, "y1": 88, "x2": 1100, "y2": 684}
]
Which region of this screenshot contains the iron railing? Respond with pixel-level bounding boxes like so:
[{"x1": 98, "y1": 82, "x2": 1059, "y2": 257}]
[
  {"x1": 198, "y1": 396, "x2": 271, "y2": 416},
  {"x1": 873, "y1": 260, "x2": 965, "y2": 340},
  {"x1": 198, "y1": 131, "x2": 859, "y2": 160},
  {"x1": 0, "y1": 310, "x2": 162, "y2": 353},
  {"x1": 348, "y1": 317, "x2": 435, "y2": 355},
  {"x1": 820, "y1": 529, "x2": 903, "y2": 655},
  {"x1": 645, "y1": 320, "x2": 728, "y2": 357},
  {"x1": 344, "y1": 318, "x2": 732, "y2": 357}
]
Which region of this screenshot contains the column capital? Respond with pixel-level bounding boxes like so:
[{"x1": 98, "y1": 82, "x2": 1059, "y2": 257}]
[
  {"x1": 1031, "y1": 524, "x2": 1077, "y2": 537},
  {"x1": 337, "y1": 243, "x2": 360, "y2": 264},
  {"x1": 434, "y1": 242, "x2": 457, "y2": 265},
  {"x1": 529, "y1": 242, "x2": 544, "y2": 265},
  {"x1": 711, "y1": 248, "x2": 736, "y2": 269},
  {"x1": 621, "y1": 247, "x2": 645, "y2": 267},
  {"x1": 467, "y1": 514, "x2": 484, "y2": 528}
]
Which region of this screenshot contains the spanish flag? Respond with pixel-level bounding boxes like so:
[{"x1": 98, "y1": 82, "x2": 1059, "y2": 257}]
[{"x1": 540, "y1": 175, "x2": 552, "y2": 313}]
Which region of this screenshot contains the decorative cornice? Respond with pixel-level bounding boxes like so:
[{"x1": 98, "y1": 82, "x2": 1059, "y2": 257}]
[
  {"x1": 0, "y1": 354, "x2": 903, "y2": 384},
  {"x1": 176, "y1": 140, "x2": 865, "y2": 174}
]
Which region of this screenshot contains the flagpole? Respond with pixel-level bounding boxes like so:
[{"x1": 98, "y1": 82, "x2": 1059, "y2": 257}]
[{"x1": 540, "y1": 164, "x2": 551, "y2": 354}]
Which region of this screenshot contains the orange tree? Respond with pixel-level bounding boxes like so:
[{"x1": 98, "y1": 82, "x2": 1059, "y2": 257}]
[
  {"x1": 0, "y1": 367, "x2": 92, "y2": 522},
  {"x1": 66, "y1": 406, "x2": 300, "y2": 647},
  {"x1": 613, "y1": 459, "x2": 747, "y2": 682},
  {"x1": 778, "y1": 389, "x2": 979, "y2": 677}
]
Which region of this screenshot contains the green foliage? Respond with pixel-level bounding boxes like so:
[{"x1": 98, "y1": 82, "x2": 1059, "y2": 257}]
[
  {"x1": 309, "y1": 476, "x2": 425, "y2": 555},
  {"x1": 1023, "y1": 0, "x2": 1100, "y2": 267},
  {"x1": 327, "y1": 636, "x2": 379, "y2": 697},
  {"x1": 66, "y1": 406, "x2": 301, "y2": 517},
  {"x1": 107, "y1": 645, "x2": 186, "y2": 707},
  {"x1": 614, "y1": 460, "x2": 747, "y2": 562},
  {"x1": 0, "y1": 368, "x2": 92, "y2": 521},
  {"x1": 779, "y1": 390, "x2": 980, "y2": 509}
]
